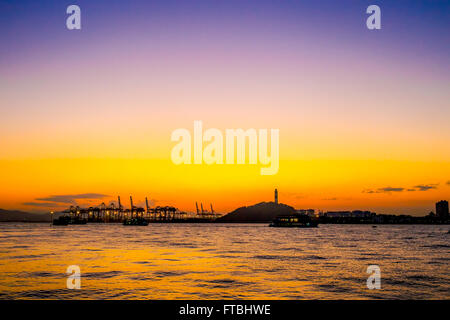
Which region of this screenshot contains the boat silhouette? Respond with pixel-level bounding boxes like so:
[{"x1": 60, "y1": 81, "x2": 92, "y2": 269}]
[
  {"x1": 269, "y1": 214, "x2": 318, "y2": 228},
  {"x1": 123, "y1": 217, "x2": 149, "y2": 226}
]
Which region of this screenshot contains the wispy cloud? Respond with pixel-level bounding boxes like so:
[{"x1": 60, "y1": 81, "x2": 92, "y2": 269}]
[
  {"x1": 413, "y1": 184, "x2": 438, "y2": 191},
  {"x1": 22, "y1": 193, "x2": 110, "y2": 211},
  {"x1": 364, "y1": 183, "x2": 439, "y2": 194},
  {"x1": 363, "y1": 187, "x2": 404, "y2": 193},
  {"x1": 379, "y1": 187, "x2": 404, "y2": 192},
  {"x1": 35, "y1": 193, "x2": 108, "y2": 204}
]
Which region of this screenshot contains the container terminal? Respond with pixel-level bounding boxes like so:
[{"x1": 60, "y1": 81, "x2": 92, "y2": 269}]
[{"x1": 52, "y1": 196, "x2": 222, "y2": 225}]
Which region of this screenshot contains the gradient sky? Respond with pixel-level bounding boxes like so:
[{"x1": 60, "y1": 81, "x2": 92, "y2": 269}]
[{"x1": 1, "y1": 0, "x2": 449, "y2": 215}]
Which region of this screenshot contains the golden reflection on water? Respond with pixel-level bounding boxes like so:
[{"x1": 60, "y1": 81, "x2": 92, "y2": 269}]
[{"x1": 0, "y1": 223, "x2": 449, "y2": 299}]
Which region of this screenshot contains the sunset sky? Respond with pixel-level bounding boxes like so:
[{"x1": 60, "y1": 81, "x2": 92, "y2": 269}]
[{"x1": 1, "y1": 0, "x2": 449, "y2": 215}]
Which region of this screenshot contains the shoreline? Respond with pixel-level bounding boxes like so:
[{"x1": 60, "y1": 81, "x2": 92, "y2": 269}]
[{"x1": 0, "y1": 220, "x2": 449, "y2": 225}]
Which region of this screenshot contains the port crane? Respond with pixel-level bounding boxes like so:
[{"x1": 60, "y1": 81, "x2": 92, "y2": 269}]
[{"x1": 63, "y1": 195, "x2": 219, "y2": 223}]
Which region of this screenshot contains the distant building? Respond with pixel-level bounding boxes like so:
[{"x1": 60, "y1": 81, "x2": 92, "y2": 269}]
[
  {"x1": 296, "y1": 209, "x2": 315, "y2": 217},
  {"x1": 325, "y1": 210, "x2": 373, "y2": 218},
  {"x1": 326, "y1": 211, "x2": 352, "y2": 217},
  {"x1": 436, "y1": 200, "x2": 449, "y2": 219},
  {"x1": 351, "y1": 210, "x2": 373, "y2": 218},
  {"x1": 274, "y1": 188, "x2": 278, "y2": 204}
]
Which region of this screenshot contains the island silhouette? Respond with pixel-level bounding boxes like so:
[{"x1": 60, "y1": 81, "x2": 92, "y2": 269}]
[{"x1": 216, "y1": 202, "x2": 296, "y2": 223}]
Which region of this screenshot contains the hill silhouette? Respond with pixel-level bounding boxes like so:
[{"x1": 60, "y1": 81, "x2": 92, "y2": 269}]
[
  {"x1": 0, "y1": 209, "x2": 51, "y2": 222},
  {"x1": 217, "y1": 202, "x2": 296, "y2": 223}
]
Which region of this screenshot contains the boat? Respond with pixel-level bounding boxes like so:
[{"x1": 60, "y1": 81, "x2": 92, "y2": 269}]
[
  {"x1": 123, "y1": 217, "x2": 149, "y2": 226},
  {"x1": 69, "y1": 217, "x2": 87, "y2": 225},
  {"x1": 52, "y1": 215, "x2": 87, "y2": 225},
  {"x1": 269, "y1": 214, "x2": 318, "y2": 228},
  {"x1": 52, "y1": 216, "x2": 70, "y2": 226}
]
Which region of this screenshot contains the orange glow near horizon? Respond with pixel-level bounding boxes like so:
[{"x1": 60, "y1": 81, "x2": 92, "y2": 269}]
[
  {"x1": 1, "y1": 2, "x2": 449, "y2": 217},
  {"x1": 0, "y1": 158, "x2": 448, "y2": 216}
]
